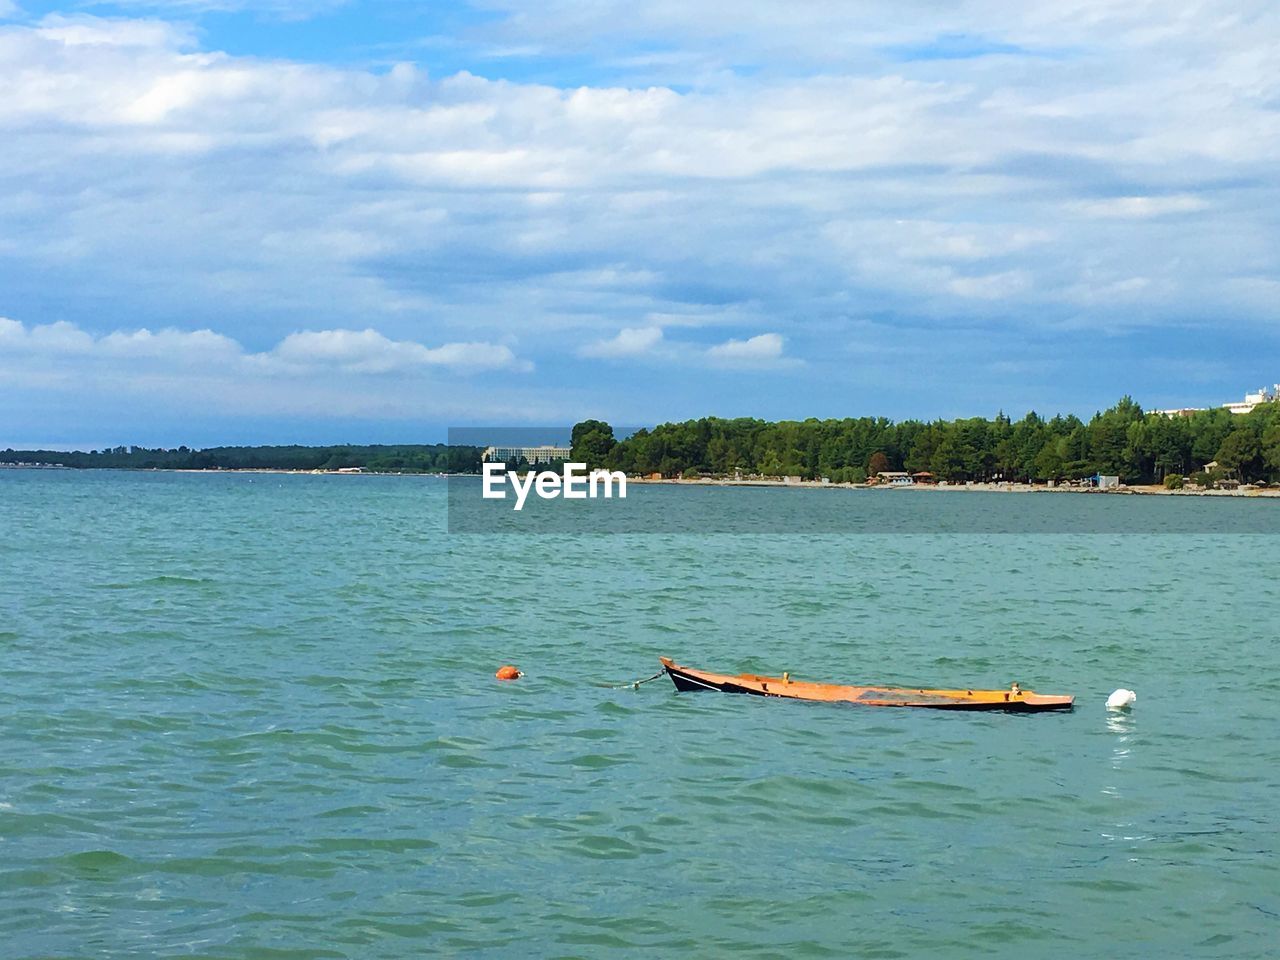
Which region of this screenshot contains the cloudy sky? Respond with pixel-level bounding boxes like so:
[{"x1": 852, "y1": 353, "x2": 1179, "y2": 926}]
[{"x1": 1, "y1": 0, "x2": 1278, "y2": 446}]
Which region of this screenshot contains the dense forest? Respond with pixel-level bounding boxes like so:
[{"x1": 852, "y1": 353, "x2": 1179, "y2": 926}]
[
  {"x1": 572, "y1": 400, "x2": 1280, "y2": 486},
  {"x1": 2, "y1": 444, "x2": 483, "y2": 473}
]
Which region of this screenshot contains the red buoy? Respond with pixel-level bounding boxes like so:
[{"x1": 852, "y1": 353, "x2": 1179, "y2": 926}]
[{"x1": 495, "y1": 665, "x2": 521, "y2": 681}]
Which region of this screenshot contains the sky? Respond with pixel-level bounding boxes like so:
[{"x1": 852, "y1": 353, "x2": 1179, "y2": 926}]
[{"x1": 1, "y1": 0, "x2": 1278, "y2": 447}]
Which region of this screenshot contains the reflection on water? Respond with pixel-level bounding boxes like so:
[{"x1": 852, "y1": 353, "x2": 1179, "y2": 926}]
[
  {"x1": 1103, "y1": 711, "x2": 1134, "y2": 797},
  {"x1": 1106, "y1": 710, "x2": 1135, "y2": 739},
  {"x1": 1101, "y1": 710, "x2": 1148, "y2": 852}
]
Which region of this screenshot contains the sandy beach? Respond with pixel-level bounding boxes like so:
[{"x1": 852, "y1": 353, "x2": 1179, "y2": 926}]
[
  {"x1": 627, "y1": 476, "x2": 1280, "y2": 498},
  {"x1": 17, "y1": 467, "x2": 1274, "y2": 498}
]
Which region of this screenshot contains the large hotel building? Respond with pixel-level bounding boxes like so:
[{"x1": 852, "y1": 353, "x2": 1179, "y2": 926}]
[{"x1": 481, "y1": 445, "x2": 573, "y2": 464}]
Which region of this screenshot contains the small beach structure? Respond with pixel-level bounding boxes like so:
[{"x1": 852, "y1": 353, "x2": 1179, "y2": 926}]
[{"x1": 876, "y1": 471, "x2": 914, "y2": 486}]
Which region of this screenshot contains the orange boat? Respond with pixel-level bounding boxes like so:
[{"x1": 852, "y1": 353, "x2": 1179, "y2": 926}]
[{"x1": 659, "y1": 657, "x2": 1073, "y2": 713}]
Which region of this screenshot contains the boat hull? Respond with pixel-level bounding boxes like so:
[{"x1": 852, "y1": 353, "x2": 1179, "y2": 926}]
[{"x1": 660, "y1": 658, "x2": 1073, "y2": 712}]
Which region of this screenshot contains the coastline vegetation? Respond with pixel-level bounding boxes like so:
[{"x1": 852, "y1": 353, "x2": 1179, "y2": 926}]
[
  {"x1": 8, "y1": 398, "x2": 1280, "y2": 486},
  {"x1": 2, "y1": 444, "x2": 481, "y2": 473},
  {"x1": 576, "y1": 399, "x2": 1280, "y2": 486}
]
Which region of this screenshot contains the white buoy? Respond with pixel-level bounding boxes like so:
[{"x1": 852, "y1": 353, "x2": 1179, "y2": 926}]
[{"x1": 1106, "y1": 688, "x2": 1137, "y2": 710}]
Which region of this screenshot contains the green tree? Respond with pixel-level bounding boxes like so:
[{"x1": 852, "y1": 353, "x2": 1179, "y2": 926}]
[
  {"x1": 1264, "y1": 422, "x2": 1280, "y2": 480},
  {"x1": 1215, "y1": 430, "x2": 1263, "y2": 481},
  {"x1": 931, "y1": 435, "x2": 968, "y2": 482},
  {"x1": 1191, "y1": 409, "x2": 1233, "y2": 466},
  {"x1": 1033, "y1": 439, "x2": 1065, "y2": 481},
  {"x1": 570, "y1": 420, "x2": 616, "y2": 468}
]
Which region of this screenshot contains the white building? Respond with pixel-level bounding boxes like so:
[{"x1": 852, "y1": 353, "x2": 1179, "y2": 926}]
[
  {"x1": 1223, "y1": 385, "x2": 1279, "y2": 415},
  {"x1": 482, "y1": 444, "x2": 573, "y2": 464},
  {"x1": 1157, "y1": 383, "x2": 1278, "y2": 417}
]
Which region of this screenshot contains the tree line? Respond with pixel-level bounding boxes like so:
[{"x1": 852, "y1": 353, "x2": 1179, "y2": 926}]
[
  {"x1": 570, "y1": 399, "x2": 1280, "y2": 485},
  {"x1": 3, "y1": 444, "x2": 483, "y2": 473},
  {"x1": 10, "y1": 398, "x2": 1280, "y2": 485}
]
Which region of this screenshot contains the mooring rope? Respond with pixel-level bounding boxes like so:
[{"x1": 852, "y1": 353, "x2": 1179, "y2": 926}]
[
  {"x1": 588, "y1": 670, "x2": 670, "y2": 691},
  {"x1": 592, "y1": 670, "x2": 666, "y2": 690},
  {"x1": 627, "y1": 671, "x2": 665, "y2": 689}
]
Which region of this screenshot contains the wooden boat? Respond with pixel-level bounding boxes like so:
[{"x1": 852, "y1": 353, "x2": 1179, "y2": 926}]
[{"x1": 659, "y1": 657, "x2": 1073, "y2": 712}]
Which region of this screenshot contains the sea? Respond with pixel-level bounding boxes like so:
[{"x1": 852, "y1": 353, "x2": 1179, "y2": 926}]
[{"x1": 2, "y1": 469, "x2": 1277, "y2": 958}]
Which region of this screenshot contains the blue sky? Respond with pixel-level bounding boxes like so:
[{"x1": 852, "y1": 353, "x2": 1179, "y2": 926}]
[{"x1": 1, "y1": 0, "x2": 1278, "y2": 447}]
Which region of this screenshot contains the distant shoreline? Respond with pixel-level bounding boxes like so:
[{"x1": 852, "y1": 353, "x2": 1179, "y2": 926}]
[
  {"x1": 627, "y1": 476, "x2": 1280, "y2": 498},
  {"x1": 6, "y1": 464, "x2": 1278, "y2": 498},
  {"x1": 0, "y1": 464, "x2": 446, "y2": 477}
]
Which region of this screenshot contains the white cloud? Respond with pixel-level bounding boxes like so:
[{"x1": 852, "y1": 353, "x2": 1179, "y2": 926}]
[
  {"x1": 1063, "y1": 274, "x2": 1155, "y2": 306},
  {"x1": 99, "y1": 326, "x2": 242, "y2": 360},
  {"x1": 270, "y1": 328, "x2": 529, "y2": 373},
  {"x1": 843, "y1": 220, "x2": 1054, "y2": 263},
  {"x1": 34, "y1": 13, "x2": 195, "y2": 49},
  {"x1": 578, "y1": 326, "x2": 664, "y2": 359},
  {"x1": 706, "y1": 332, "x2": 792, "y2": 367},
  {"x1": 640, "y1": 308, "x2": 758, "y2": 329},
  {"x1": 0, "y1": 315, "x2": 543, "y2": 427},
  {"x1": 474, "y1": 1, "x2": 1278, "y2": 69},
  {"x1": 1071, "y1": 195, "x2": 1210, "y2": 218},
  {"x1": 0, "y1": 317, "x2": 528, "y2": 374},
  {"x1": 946, "y1": 270, "x2": 1032, "y2": 300},
  {"x1": 103, "y1": 1, "x2": 347, "y2": 17},
  {"x1": 0, "y1": 317, "x2": 95, "y2": 352},
  {"x1": 579, "y1": 324, "x2": 801, "y2": 368}
]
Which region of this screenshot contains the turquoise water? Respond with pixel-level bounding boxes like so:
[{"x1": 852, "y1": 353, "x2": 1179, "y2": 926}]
[{"x1": 2, "y1": 470, "x2": 1278, "y2": 958}]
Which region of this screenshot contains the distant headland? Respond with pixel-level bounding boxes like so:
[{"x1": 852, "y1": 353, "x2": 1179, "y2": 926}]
[{"x1": 1, "y1": 444, "x2": 480, "y2": 474}]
